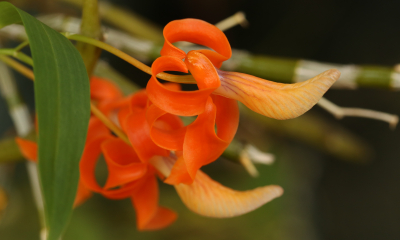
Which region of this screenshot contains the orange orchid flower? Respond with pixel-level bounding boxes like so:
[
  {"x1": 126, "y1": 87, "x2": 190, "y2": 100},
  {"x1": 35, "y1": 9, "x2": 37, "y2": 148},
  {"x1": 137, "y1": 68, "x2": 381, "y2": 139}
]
[
  {"x1": 15, "y1": 77, "x2": 283, "y2": 228},
  {"x1": 115, "y1": 85, "x2": 284, "y2": 219},
  {"x1": 16, "y1": 18, "x2": 341, "y2": 231},
  {"x1": 146, "y1": 18, "x2": 340, "y2": 184}
]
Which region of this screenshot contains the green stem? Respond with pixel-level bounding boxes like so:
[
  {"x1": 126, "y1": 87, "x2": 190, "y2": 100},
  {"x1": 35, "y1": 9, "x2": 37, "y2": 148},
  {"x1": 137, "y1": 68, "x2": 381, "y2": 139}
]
[
  {"x1": 60, "y1": 0, "x2": 164, "y2": 43},
  {"x1": 75, "y1": 0, "x2": 103, "y2": 76},
  {"x1": 0, "y1": 49, "x2": 33, "y2": 66},
  {"x1": 65, "y1": 33, "x2": 195, "y2": 83},
  {"x1": 14, "y1": 40, "x2": 30, "y2": 52}
]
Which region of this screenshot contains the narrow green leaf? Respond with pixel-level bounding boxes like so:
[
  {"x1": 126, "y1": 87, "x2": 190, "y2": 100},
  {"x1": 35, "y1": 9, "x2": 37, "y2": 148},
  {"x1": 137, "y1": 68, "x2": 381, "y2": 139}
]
[{"x1": 0, "y1": 2, "x2": 90, "y2": 240}]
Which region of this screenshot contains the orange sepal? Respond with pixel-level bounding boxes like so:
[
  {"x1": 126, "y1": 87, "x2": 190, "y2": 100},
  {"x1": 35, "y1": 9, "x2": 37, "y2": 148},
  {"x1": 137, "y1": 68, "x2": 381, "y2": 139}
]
[
  {"x1": 101, "y1": 181, "x2": 142, "y2": 200},
  {"x1": 124, "y1": 110, "x2": 169, "y2": 162},
  {"x1": 79, "y1": 136, "x2": 113, "y2": 193},
  {"x1": 90, "y1": 76, "x2": 123, "y2": 102},
  {"x1": 140, "y1": 207, "x2": 177, "y2": 231},
  {"x1": 184, "y1": 51, "x2": 221, "y2": 89},
  {"x1": 86, "y1": 117, "x2": 111, "y2": 143},
  {"x1": 147, "y1": 56, "x2": 215, "y2": 116},
  {"x1": 215, "y1": 69, "x2": 340, "y2": 119},
  {"x1": 73, "y1": 180, "x2": 93, "y2": 208},
  {"x1": 164, "y1": 156, "x2": 193, "y2": 185},
  {"x1": 131, "y1": 168, "x2": 176, "y2": 230},
  {"x1": 97, "y1": 97, "x2": 131, "y2": 116},
  {"x1": 101, "y1": 138, "x2": 148, "y2": 189},
  {"x1": 183, "y1": 96, "x2": 239, "y2": 179},
  {"x1": 161, "y1": 18, "x2": 231, "y2": 68},
  {"x1": 146, "y1": 104, "x2": 186, "y2": 151},
  {"x1": 175, "y1": 170, "x2": 283, "y2": 218},
  {"x1": 79, "y1": 135, "x2": 142, "y2": 200},
  {"x1": 15, "y1": 138, "x2": 37, "y2": 162}
]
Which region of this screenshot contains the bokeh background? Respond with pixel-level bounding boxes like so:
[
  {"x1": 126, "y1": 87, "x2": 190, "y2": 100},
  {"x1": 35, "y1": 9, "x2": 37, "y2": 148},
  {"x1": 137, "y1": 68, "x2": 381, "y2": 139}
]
[{"x1": 1, "y1": 0, "x2": 400, "y2": 239}]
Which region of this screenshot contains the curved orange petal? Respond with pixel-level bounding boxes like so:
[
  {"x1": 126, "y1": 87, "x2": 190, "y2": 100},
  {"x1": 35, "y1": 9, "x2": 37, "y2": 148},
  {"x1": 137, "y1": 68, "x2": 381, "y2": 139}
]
[
  {"x1": 146, "y1": 104, "x2": 186, "y2": 151},
  {"x1": 97, "y1": 97, "x2": 131, "y2": 116},
  {"x1": 164, "y1": 156, "x2": 192, "y2": 185},
  {"x1": 175, "y1": 170, "x2": 283, "y2": 218},
  {"x1": 184, "y1": 51, "x2": 221, "y2": 90},
  {"x1": 131, "y1": 167, "x2": 177, "y2": 230},
  {"x1": 101, "y1": 138, "x2": 148, "y2": 189},
  {"x1": 215, "y1": 69, "x2": 340, "y2": 119},
  {"x1": 131, "y1": 170, "x2": 158, "y2": 230},
  {"x1": 147, "y1": 56, "x2": 216, "y2": 116},
  {"x1": 124, "y1": 110, "x2": 169, "y2": 162},
  {"x1": 101, "y1": 181, "x2": 142, "y2": 200},
  {"x1": 15, "y1": 138, "x2": 37, "y2": 162},
  {"x1": 161, "y1": 18, "x2": 231, "y2": 68},
  {"x1": 86, "y1": 117, "x2": 110, "y2": 143},
  {"x1": 141, "y1": 207, "x2": 177, "y2": 231},
  {"x1": 73, "y1": 180, "x2": 93, "y2": 207},
  {"x1": 183, "y1": 96, "x2": 238, "y2": 180},
  {"x1": 130, "y1": 90, "x2": 148, "y2": 110},
  {"x1": 79, "y1": 135, "x2": 142, "y2": 200},
  {"x1": 79, "y1": 136, "x2": 113, "y2": 193},
  {"x1": 212, "y1": 94, "x2": 239, "y2": 143},
  {"x1": 90, "y1": 76, "x2": 123, "y2": 102}
]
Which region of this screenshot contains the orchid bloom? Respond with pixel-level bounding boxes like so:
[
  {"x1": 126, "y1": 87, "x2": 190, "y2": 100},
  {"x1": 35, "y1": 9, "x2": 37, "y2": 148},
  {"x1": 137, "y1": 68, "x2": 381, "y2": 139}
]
[
  {"x1": 146, "y1": 19, "x2": 340, "y2": 183},
  {"x1": 16, "y1": 18, "x2": 341, "y2": 231}
]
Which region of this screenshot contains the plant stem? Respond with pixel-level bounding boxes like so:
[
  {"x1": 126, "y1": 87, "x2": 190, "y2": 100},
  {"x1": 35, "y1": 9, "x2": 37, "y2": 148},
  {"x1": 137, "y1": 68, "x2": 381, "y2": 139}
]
[
  {"x1": 0, "y1": 49, "x2": 33, "y2": 66},
  {"x1": 14, "y1": 40, "x2": 30, "y2": 52},
  {"x1": 59, "y1": 0, "x2": 164, "y2": 43},
  {"x1": 75, "y1": 0, "x2": 103, "y2": 76},
  {"x1": 66, "y1": 33, "x2": 196, "y2": 84},
  {"x1": 3, "y1": 15, "x2": 400, "y2": 89},
  {"x1": 0, "y1": 55, "x2": 34, "y2": 80},
  {"x1": 0, "y1": 55, "x2": 130, "y2": 146},
  {"x1": 89, "y1": 102, "x2": 130, "y2": 144}
]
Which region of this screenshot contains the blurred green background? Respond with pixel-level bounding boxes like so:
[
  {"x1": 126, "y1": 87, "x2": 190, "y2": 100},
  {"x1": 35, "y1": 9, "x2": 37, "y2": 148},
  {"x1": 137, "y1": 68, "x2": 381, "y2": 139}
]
[{"x1": 1, "y1": 0, "x2": 400, "y2": 239}]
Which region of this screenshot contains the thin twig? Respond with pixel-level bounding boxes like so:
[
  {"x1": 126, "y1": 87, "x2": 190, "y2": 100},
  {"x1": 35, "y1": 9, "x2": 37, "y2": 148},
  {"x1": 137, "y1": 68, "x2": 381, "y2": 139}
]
[
  {"x1": 0, "y1": 49, "x2": 33, "y2": 66},
  {"x1": 65, "y1": 33, "x2": 196, "y2": 84},
  {"x1": 14, "y1": 40, "x2": 30, "y2": 52},
  {"x1": 215, "y1": 11, "x2": 249, "y2": 31},
  {"x1": 318, "y1": 97, "x2": 399, "y2": 129},
  {"x1": 0, "y1": 55, "x2": 34, "y2": 80},
  {"x1": 89, "y1": 102, "x2": 130, "y2": 144},
  {"x1": 239, "y1": 148, "x2": 259, "y2": 177},
  {"x1": 0, "y1": 55, "x2": 132, "y2": 143}
]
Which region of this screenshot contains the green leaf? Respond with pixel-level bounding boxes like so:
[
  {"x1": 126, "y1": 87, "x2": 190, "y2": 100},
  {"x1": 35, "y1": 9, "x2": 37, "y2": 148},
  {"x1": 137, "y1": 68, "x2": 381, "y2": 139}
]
[{"x1": 0, "y1": 2, "x2": 90, "y2": 240}]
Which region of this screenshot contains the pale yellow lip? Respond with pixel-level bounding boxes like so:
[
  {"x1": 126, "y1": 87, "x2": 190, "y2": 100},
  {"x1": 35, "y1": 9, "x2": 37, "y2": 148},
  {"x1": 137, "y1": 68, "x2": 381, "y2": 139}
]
[{"x1": 215, "y1": 68, "x2": 341, "y2": 120}]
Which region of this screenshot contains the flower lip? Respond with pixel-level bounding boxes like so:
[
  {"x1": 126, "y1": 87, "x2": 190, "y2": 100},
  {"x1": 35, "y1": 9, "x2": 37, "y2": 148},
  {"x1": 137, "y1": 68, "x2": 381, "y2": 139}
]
[{"x1": 215, "y1": 68, "x2": 340, "y2": 120}]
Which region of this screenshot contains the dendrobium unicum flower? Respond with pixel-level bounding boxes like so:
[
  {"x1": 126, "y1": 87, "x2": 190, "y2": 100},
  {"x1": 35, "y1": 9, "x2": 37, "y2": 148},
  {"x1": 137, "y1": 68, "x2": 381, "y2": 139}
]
[
  {"x1": 16, "y1": 18, "x2": 340, "y2": 231},
  {"x1": 146, "y1": 19, "x2": 340, "y2": 183}
]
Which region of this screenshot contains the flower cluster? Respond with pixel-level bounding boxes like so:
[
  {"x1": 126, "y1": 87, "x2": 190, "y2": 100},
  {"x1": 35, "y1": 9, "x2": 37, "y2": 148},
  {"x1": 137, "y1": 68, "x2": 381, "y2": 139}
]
[{"x1": 16, "y1": 19, "x2": 340, "y2": 230}]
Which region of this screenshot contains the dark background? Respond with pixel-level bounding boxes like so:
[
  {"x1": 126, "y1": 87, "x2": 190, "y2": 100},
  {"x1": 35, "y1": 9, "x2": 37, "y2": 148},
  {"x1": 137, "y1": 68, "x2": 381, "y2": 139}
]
[
  {"x1": 108, "y1": 1, "x2": 400, "y2": 238},
  {"x1": 1, "y1": 0, "x2": 400, "y2": 239}
]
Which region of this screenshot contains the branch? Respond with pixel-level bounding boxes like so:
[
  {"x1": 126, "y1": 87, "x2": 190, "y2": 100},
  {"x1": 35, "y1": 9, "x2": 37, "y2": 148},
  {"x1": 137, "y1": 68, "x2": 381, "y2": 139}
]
[
  {"x1": 17, "y1": 14, "x2": 398, "y2": 90},
  {"x1": 75, "y1": 0, "x2": 103, "y2": 76},
  {"x1": 318, "y1": 97, "x2": 398, "y2": 128}
]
